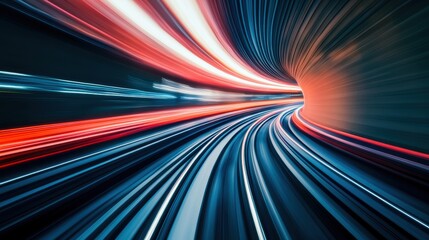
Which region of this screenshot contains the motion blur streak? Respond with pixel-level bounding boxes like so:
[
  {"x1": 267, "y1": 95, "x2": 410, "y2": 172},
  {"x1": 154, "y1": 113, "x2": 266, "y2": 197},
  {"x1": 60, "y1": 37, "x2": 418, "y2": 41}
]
[
  {"x1": 11, "y1": 0, "x2": 299, "y2": 92},
  {"x1": 0, "y1": 71, "x2": 176, "y2": 99},
  {"x1": 1, "y1": 0, "x2": 429, "y2": 239},
  {"x1": 1, "y1": 103, "x2": 429, "y2": 239},
  {"x1": 0, "y1": 98, "x2": 299, "y2": 168}
]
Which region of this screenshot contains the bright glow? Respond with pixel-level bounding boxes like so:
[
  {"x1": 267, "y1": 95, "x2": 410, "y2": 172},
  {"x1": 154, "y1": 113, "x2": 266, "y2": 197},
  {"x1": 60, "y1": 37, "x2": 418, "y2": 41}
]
[
  {"x1": 103, "y1": 0, "x2": 299, "y2": 92},
  {"x1": 165, "y1": 0, "x2": 287, "y2": 87}
]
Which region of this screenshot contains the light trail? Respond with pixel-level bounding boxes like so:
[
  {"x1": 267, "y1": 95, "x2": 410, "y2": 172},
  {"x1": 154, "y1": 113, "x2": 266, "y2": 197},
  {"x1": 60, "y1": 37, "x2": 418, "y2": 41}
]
[
  {"x1": 1, "y1": 1, "x2": 429, "y2": 239},
  {"x1": 1, "y1": 103, "x2": 428, "y2": 239},
  {"x1": 13, "y1": 0, "x2": 301, "y2": 93},
  {"x1": 0, "y1": 98, "x2": 299, "y2": 167}
]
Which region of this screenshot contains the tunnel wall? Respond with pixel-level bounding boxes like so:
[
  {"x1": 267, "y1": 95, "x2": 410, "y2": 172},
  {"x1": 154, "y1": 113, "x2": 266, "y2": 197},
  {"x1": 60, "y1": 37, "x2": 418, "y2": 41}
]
[{"x1": 214, "y1": 0, "x2": 429, "y2": 152}]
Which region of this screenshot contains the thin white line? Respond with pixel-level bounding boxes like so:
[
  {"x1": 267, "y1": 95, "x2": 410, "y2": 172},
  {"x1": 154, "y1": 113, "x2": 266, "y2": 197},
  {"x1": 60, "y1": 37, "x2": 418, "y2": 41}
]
[
  {"x1": 145, "y1": 112, "x2": 261, "y2": 240},
  {"x1": 277, "y1": 110, "x2": 429, "y2": 230},
  {"x1": 240, "y1": 109, "x2": 287, "y2": 240}
]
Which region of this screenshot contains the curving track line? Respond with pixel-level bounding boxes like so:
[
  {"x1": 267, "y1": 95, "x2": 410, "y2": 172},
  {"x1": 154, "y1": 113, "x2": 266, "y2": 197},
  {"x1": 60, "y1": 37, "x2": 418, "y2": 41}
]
[{"x1": 0, "y1": 103, "x2": 428, "y2": 239}]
